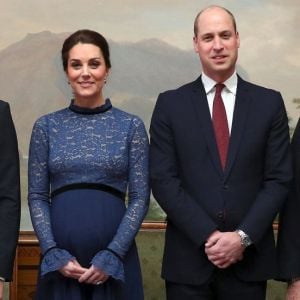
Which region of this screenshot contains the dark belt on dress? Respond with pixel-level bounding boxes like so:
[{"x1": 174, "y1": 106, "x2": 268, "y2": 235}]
[{"x1": 51, "y1": 183, "x2": 126, "y2": 201}]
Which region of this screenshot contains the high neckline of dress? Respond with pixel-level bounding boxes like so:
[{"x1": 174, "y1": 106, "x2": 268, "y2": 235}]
[{"x1": 69, "y1": 99, "x2": 112, "y2": 115}]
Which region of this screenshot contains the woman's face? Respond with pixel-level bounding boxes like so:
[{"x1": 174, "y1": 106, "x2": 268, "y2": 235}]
[{"x1": 66, "y1": 42, "x2": 109, "y2": 105}]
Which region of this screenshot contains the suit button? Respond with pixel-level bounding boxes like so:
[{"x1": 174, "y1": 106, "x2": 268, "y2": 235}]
[
  {"x1": 223, "y1": 184, "x2": 229, "y2": 190},
  {"x1": 217, "y1": 212, "x2": 224, "y2": 219}
]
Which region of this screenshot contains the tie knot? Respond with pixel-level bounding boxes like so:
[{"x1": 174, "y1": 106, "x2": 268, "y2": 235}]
[{"x1": 215, "y1": 83, "x2": 225, "y2": 95}]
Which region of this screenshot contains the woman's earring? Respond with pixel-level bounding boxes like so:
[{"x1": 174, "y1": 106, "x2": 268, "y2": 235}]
[{"x1": 104, "y1": 74, "x2": 108, "y2": 84}]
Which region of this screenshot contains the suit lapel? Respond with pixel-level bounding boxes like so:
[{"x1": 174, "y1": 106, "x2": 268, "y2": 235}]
[
  {"x1": 189, "y1": 76, "x2": 252, "y2": 177},
  {"x1": 224, "y1": 76, "x2": 252, "y2": 178},
  {"x1": 190, "y1": 77, "x2": 223, "y2": 176}
]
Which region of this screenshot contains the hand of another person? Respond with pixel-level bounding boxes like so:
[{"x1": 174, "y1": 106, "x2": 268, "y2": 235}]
[
  {"x1": 59, "y1": 259, "x2": 88, "y2": 279},
  {"x1": 286, "y1": 280, "x2": 300, "y2": 300},
  {"x1": 0, "y1": 281, "x2": 3, "y2": 300},
  {"x1": 205, "y1": 231, "x2": 244, "y2": 268},
  {"x1": 78, "y1": 265, "x2": 109, "y2": 285}
]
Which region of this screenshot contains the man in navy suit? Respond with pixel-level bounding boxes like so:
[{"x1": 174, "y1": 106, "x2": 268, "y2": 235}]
[
  {"x1": 0, "y1": 100, "x2": 20, "y2": 299},
  {"x1": 150, "y1": 5, "x2": 291, "y2": 300}
]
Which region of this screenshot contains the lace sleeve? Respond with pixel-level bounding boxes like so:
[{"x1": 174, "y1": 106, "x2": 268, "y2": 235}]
[
  {"x1": 92, "y1": 117, "x2": 150, "y2": 280},
  {"x1": 40, "y1": 247, "x2": 74, "y2": 276},
  {"x1": 28, "y1": 117, "x2": 57, "y2": 253}
]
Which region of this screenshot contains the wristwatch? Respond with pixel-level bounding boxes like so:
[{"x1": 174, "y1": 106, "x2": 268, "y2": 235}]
[{"x1": 235, "y1": 229, "x2": 252, "y2": 247}]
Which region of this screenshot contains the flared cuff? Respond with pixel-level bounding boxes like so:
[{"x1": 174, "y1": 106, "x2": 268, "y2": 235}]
[
  {"x1": 91, "y1": 249, "x2": 125, "y2": 282},
  {"x1": 41, "y1": 247, "x2": 75, "y2": 276}
]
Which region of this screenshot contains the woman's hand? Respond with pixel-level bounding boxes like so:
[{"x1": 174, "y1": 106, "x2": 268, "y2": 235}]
[
  {"x1": 78, "y1": 265, "x2": 109, "y2": 285},
  {"x1": 59, "y1": 259, "x2": 87, "y2": 280}
]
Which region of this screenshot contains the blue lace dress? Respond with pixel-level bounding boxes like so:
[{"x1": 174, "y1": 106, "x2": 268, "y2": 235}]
[{"x1": 28, "y1": 99, "x2": 149, "y2": 300}]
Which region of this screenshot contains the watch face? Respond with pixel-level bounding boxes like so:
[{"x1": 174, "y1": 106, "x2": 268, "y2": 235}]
[
  {"x1": 242, "y1": 237, "x2": 248, "y2": 246},
  {"x1": 242, "y1": 235, "x2": 251, "y2": 247}
]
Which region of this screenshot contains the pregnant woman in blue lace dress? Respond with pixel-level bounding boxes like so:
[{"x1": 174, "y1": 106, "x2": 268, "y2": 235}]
[{"x1": 28, "y1": 29, "x2": 149, "y2": 300}]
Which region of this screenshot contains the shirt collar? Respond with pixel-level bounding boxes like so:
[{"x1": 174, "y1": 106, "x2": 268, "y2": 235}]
[{"x1": 201, "y1": 72, "x2": 238, "y2": 96}]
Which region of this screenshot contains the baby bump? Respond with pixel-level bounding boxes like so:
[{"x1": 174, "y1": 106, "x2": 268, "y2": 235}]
[{"x1": 50, "y1": 188, "x2": 126, "y2": 264}]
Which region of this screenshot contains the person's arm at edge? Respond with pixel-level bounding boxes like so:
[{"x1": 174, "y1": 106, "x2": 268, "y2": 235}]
[{"x1": 0, "y1": 102, "x2": 20, "y2": 282}]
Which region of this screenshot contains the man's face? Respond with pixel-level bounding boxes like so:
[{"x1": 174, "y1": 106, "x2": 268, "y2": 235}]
[{"x1": 193, "y1": 7, "x2": 240, "y2": 82}]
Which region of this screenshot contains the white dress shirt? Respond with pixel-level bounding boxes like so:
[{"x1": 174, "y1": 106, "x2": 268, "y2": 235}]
[{"x1": 201, "y1": 72, "x2": 237, "y2": 133}]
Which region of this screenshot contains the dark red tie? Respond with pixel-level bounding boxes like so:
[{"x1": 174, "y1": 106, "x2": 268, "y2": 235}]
[{"x1": 212, "y1": 83, "x2": 229, "y2": 170}]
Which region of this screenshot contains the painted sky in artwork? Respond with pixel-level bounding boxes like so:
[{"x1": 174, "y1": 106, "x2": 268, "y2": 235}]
[{"x1": 1, "y1": 0, "x2": 299, "y2": 50}]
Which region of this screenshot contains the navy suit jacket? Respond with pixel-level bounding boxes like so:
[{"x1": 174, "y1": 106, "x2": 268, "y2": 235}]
[
  {"x1": 0, "y1": 100, "x2": 20, "y2": 281},
  {"x1": 277, "y1": 118, "x2": 300, "y2": 281},
  {"x1": 150, "y1": 75, "x2": 292, "y2": 285}
]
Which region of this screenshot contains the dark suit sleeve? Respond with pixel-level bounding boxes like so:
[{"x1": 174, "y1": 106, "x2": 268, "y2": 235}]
[
  {"x1": 277, "y1": 118, "x2": 300, "y2": 280},
  {"x1": 0, "y1": 101, "x2": 20, "y2": 281},
  {"x1": 238, "y1": 93, "x2": 291, "y2": 245},
  {"x1": 150, "y1": 93, "x2": 217, "y2": 247}
]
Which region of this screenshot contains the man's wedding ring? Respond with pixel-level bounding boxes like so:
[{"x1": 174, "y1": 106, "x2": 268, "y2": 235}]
[{"x1": 96, "y1": 281, "x2": 103, "y2": 285}]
